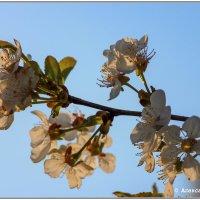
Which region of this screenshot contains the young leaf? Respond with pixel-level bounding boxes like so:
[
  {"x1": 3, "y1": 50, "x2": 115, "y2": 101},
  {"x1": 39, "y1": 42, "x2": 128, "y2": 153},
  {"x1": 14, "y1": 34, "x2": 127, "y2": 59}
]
[
  {"x1": 59, "y1": 57, "x2": 76, "y2": 84},
  {"x1": 28, "y1": 61, "x2": 44, "y2": 76},
  {"x1": 45, "y1": 56, "x2": 61, "y2": 84}
]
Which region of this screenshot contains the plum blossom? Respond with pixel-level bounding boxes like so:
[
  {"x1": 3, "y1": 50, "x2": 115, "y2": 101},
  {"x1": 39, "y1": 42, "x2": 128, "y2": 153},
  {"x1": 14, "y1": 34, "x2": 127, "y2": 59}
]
[
  {"x1": 0, "y1": 67, "x2": 39, "y2": 116},
  {"x1": 103, "y1": 35, "x2": 148, "y2": 74},
  {"x1": 29, "y1": 111, "x2": 78, "y2": 163},
  {"x1": 44, "y1": 144, "x2": 93, "y2": 189},
  {"x1": 98, "y1": 64, "x2": 122, "y2": 100},
  {"x1": 130, "y1": 89, "x2": 171, "y2": 172},
  {"x1": 99, "y1": 35, "x2": 148, "y2": 100},
  {"x1": 0, "y1": 40, "x2": 38, "y2": 129},
  {"x1": 159, "y1": 116, "x2": 200, "y2": 181}
]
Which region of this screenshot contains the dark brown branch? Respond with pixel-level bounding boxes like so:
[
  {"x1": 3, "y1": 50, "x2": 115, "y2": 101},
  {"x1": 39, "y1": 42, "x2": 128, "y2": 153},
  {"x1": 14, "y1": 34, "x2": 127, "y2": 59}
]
[{"x1": 68, "y1": 95, "x2": 188, "y2": 122}]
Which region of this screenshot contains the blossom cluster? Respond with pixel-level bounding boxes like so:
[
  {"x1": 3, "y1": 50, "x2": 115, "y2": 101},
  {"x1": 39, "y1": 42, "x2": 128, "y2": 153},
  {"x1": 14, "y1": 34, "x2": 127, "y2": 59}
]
[
  {"x1": 29, "y1": 110, "x2": 115, "y2": 189},
  {"x1": 99, "y1": 35, "x2": 155, "y2": 100},
  {"x1": 130, "y1": 90, "x2": 200, "y2": 197},
  {"x1": 0, "y1": 40, "x2": 39, "y2": 130}
]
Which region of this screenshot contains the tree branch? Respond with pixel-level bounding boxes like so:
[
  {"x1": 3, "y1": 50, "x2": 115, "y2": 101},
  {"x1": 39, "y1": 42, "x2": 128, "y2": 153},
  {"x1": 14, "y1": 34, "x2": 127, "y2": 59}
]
[{"x1": 68, "y1": 95, "x2": 188, "y2": 121}]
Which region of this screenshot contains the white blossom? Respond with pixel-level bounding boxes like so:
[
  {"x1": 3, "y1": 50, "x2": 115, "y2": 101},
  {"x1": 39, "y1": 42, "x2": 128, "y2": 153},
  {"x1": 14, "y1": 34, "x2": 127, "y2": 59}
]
[
  {"x1": 103, "y1": 35, "x2": 148, "y2": 74},
  {"x1": 141, "y1": 89, "x2": 171, "y2": 127},
  {"x1": 99, "y1": 63, "x2": 122, "y2": 100},
  {"x1": 29, "y1": 111, "x2": 77, "y2": 163},
  {"x1": 99, "y1": 35, "x2": 148, "y2": 100},
  {"x1": 130, "y1": 89, "x2": 170, "y2": 172},
  {"x1": 160, "y1": 116, "x2": 200, "y2": 181},
  {"x1": 0, "y1": 67, "x2": 39, "y2": 115},
  {"x1": 44, "y1": 144, "x2": 93, "y2": 189}
]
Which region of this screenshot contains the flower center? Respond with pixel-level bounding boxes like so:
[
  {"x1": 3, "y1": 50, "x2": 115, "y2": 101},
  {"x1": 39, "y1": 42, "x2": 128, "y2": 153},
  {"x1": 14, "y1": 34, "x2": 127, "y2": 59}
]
[{"x1": 181, "y1": 138, "x2": 197, "y2": 153}]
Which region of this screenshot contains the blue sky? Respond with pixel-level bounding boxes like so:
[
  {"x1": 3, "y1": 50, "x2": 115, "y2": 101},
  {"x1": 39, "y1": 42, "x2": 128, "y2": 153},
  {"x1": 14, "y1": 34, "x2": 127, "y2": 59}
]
[{"x1": 0, "y1": 2, "x2": 200, "y2": 198}]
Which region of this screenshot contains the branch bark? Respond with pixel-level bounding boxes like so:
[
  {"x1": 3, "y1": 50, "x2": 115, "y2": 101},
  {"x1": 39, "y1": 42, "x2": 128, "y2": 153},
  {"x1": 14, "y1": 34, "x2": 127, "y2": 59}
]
[{"x1": 68, "y1": 95, "x2": 188, "y2": 122}]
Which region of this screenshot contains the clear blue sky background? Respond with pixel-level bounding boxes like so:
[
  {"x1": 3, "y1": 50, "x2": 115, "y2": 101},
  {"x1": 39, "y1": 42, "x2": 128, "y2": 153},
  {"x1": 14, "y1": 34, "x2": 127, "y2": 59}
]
[{"x1": 0, "y1": 2, "x2": 200, "y2": 198}]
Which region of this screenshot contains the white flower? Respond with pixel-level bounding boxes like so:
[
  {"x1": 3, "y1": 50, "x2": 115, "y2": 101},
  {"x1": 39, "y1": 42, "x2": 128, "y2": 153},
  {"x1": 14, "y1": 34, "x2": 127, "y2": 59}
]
[
  {"x1": 0, "y1": 39, "x2": 22, "y2": 79},
  {"x1": 130, "y1": 90, "x2": 170, "y2": 172},
  {"x1": 98, "y1": 64, "x2": 122, "y2": 100},
  {"x1": 99, "y1": 35, "x2": 148, "y2": 100},
  {"x1": 104, "y1": 35, "x2": 148, "y2": 74},
  {"x1": 115, "y1": 35, "x2": 148, "y2": 57},
  {"x1": 0, "y1": 67, "x2": 39, "y2": 115},
  {"x1": 44, "y1": 144, "x2": 93, "y2": 189},
  {"x1": 30, "y1": 111, "x2": 77, "y2": 163},
  {"x1": 98, "y1": 153, "x2": 116, "y2": 173},
  {"x1": 160, "y1": 116, "x2": 200, "y2": 181},
  {"x1": 131, "y1": 90, "x2": 170, "y2": 154},
  {"x1": 142, "y1": 89, "x2": 171, "y2": 127}
]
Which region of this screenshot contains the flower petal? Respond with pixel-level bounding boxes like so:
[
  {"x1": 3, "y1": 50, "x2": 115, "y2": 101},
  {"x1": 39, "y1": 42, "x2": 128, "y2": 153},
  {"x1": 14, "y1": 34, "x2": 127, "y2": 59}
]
[
  {"x1": 182, "y1": 116, "x2": 200, "y2": 139},
  {"x1": 157, "y1": 106, "x2": 171, "y2": 126},
  {"x1": 75, "y1": 162, "x2": 93, "y2": 178},
  {"x1": 63, "y1": 130, "x2": 78, "y2": 141},
  {"x1": 99, "y1": 153, "x2": 116, "y2": 173},
  {"x1": 77, "y1": 133, "x2": 91, "y2": 146},
  {"x1": 102, "y1": 134, "x2": 112, "y2": 148},
  {"x1": 109, "y1": 79, "x2": 121, "y2": 100},
  {"x1": 85, "y1": 155, "x2": 97, "y2": 169},
  {"x1": 30, "y1": 135, "x2": 51, "y2": 163},
  {"x1": 183, "y1": 154, "x2": 200, "y2": 181},
  {"x1": 161, "y1": 125, "x2": 181, "y2": 145},
  {"x1": 49, "y1": 112, "x2": 71, "y2": 128},
  {"x1": 31, "y1": 110, "x2": 48, "y2": 126},
  {"x1": 193, "y1": 140, "x2": 200, "y2": 154},
  {"x1": 66, "y1": 167, "x2": 82, "y2": 189},
  {"x1": 138, "y1": 35, "x2": 148, "y2": 50},
  {"x1": 160, "y1": 145, "x2": 179, "y2": 165},
  {"x1": 130, "y1": 122, "x2": 154, "y2": 144},
  {"x1": 44, "y1": 158, "x2": 66, "y2": 178},
  {"x1": 138, "y1": 152, "x2": 155, "y2": 173},
  {"x1": 116, "y1": 55, "x2": 135, "y2": 74},
  {"x1": 29, "y1": 126, "x2": 48, "y2": 148},
  {"x1": 0, "y1": 113, "x2": 14, "y2": 130},
  {"x1": 150, "y1": 90, "x2": 166, "y2": 113}
]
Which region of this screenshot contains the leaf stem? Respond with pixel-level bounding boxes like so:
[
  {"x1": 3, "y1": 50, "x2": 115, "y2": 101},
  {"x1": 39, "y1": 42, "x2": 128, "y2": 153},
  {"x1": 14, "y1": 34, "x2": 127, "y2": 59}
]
[
  {"x1": 76, "y1": 126, "x2": 101, "y2": 155},
  {"x1": 125, "y1": 83, "x2": 139, "y2": 93},
  {"x1": 37, "y1": 86, "x2": 57, "y2": 96},
  {"x1": 59, "y1": 124, "x2": 95, "y2": 135},
  {"x1": 141, "y1": 72, "x2": 151, "y2": 94}
]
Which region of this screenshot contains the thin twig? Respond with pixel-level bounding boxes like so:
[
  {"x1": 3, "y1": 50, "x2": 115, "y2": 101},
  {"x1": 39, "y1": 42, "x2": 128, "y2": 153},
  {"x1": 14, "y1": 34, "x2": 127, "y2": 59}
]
[{"x1": 68, "y1": 95, "x2": 188, "y2": 121}]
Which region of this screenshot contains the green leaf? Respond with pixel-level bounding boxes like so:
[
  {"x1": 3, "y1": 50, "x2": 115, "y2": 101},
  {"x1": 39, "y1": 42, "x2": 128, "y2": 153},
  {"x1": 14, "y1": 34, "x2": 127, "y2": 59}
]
[
  {"x1": 45, "y1": 56, "x2": 62, "y2": 84},
  {"x1": 28, "y1": 61, "x2": 44, "y2": 76},
  {"x1": 59, "y1": 57, "x2": 76, "y2": 84},
  {"x1": 0, "y1": 40, "x2": 29, "y2": 63}
]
